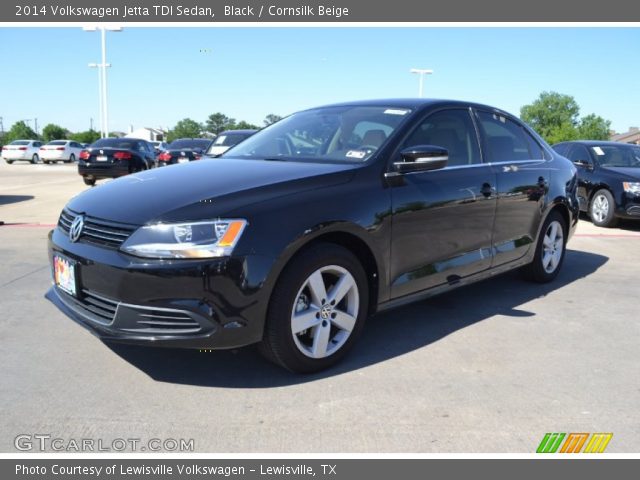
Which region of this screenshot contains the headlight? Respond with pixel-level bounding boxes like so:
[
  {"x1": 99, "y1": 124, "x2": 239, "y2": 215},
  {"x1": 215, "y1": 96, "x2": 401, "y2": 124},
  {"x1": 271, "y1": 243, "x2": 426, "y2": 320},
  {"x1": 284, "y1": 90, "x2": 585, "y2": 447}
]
[
  {"x1": 623, "y1": 182, "x2": 640, "y2": 195},
  {"x1": 121, "y1": 219, "x2": 247, "y2": 259}
]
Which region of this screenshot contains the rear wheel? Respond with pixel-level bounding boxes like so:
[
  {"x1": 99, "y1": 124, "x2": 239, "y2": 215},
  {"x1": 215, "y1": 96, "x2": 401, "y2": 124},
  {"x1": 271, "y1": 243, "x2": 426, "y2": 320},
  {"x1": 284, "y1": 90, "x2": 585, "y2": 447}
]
[
  {"x1": 83, "y1": 177, "x2": 96, "y2": 186},
  {"x1": 589, "y1": 189, "x2": 618, "y2": 228},
  {"x1": 5, "y1": 160, "x2": 13, "y2": 164},
  {"x1": 259, "y1": 243, "x2": 368, "y2": 373},
  {"x1": 522, "y1": 210, "x2": 567, "y2": 283},
  {"x1": 44, "y1": 160, "x2": 50, "y2": 165}
]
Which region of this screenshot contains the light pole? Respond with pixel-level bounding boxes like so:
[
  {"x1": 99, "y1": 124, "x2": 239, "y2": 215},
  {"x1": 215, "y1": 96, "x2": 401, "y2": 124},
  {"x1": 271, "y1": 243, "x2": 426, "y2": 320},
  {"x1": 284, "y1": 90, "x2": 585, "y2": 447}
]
[
  {"x1": 84, "y1": 25, "x2": 122, "y2": 138},
  {"x1": 410, "y1": 68, "x2": 433, "y2": 98},
  {"x1": 88, "y1": 63, "x2": 106, "y2": 137}
]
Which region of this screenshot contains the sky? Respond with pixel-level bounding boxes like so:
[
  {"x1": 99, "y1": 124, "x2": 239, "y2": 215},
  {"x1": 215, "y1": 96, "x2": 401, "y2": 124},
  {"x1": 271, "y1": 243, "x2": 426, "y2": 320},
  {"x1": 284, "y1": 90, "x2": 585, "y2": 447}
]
[{"x1": 0, "y1": 27, "x2": 639, "y2": 135}]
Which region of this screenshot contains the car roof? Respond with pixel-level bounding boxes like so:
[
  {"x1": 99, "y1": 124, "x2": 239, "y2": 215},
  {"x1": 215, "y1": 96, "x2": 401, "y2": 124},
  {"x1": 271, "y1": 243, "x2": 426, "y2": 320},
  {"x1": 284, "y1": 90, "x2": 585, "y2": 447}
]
[
  {"x1": 554, "y1": 140, "x2": 637, "y2": 147},
  {"x1": 307, "y1": 98, "x2": 514, "y2": 115}
]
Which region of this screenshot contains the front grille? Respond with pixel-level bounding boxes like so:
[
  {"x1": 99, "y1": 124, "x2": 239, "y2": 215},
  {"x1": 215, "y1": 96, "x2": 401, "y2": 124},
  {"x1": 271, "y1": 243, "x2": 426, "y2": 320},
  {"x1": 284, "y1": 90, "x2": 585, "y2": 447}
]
[
  {"x1": 58, "y1": 210, "x2": 136, "y2": 248},
  {"x1": 79, "y1": 289, "x2": 119, "y2": 323},
  {"x1": 58, "y1": 288, "x2": 119, "y2": 325},
  {"x1": 131, "y1": 309, "x2": 202, "y2": 333}
]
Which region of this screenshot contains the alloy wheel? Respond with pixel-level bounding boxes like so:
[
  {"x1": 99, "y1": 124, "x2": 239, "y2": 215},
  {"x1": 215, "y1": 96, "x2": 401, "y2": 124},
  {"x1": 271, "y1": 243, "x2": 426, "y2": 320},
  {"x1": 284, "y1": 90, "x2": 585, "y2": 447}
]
[
  {"x1": 290, "y1": 265, "x2": 359, "y2": 359},
  {"x1": 591, "y1": 194, "x2": 609, "y2": 223},
  {"x1": 542, "y1": 220, "x2": 564, "y2": 274}
]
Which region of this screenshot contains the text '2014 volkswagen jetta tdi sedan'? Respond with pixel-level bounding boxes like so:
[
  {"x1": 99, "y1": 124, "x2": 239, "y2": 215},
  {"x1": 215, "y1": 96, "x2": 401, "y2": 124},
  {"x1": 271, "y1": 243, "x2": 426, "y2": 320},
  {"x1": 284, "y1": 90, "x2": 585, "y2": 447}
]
[{"x1": 47, "y1": 99, "x2": 579, "y2": 373}]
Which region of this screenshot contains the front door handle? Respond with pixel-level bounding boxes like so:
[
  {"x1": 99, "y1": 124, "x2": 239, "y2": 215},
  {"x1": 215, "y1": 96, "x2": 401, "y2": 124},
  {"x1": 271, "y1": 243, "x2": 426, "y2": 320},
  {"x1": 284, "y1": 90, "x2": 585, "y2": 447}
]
[{"x1": 481, "y1": 182, "x2": 494, "y2": 198}]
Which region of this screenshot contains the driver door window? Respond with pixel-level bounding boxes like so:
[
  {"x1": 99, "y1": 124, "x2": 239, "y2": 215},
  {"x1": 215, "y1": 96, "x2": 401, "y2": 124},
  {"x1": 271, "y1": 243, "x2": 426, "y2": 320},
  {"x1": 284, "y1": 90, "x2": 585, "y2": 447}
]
[{"x1": 403, "y1": 109, "x2": 481, "y2": 167}]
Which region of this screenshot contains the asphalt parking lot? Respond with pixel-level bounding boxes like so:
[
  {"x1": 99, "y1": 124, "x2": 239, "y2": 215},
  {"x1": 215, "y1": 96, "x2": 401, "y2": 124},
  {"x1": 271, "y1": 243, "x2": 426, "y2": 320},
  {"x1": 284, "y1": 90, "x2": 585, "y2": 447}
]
[{"x1": 1, "y1": 160, "x2": 639, "y2": 453}]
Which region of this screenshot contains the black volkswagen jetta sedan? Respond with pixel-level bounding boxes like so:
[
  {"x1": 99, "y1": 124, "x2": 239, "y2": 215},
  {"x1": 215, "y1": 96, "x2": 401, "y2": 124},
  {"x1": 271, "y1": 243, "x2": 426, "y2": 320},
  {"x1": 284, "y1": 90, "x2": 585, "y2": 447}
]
[
  {"x1": 157, "y1": 138, "x2": 213, "y2": 166},
  {"x1": 552, "y1": 141, "x2": 640, "y2": 227},
  {"x1": 78, "y1": 138, "x2": 157, "y2": 186},
  {"x1": 47, "y1": 99, "x2": 579, "y2": 373}
]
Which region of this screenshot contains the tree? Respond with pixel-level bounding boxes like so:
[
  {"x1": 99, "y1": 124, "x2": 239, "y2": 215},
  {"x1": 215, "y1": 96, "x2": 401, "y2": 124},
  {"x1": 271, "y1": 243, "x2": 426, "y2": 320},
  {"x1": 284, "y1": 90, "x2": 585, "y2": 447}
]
[
  {"x1": 3, "y1": 121, "x2": 38, "y2": 143},
  {"x1": 167, "y1": 118, "x2": 203, "y2": 142},
  {"x1": 70, "y1": 129, "x2": 101, "y2": 144},
  {"x1": 42, "y1": 123, "x2": 68, "y2": 142},
  {"x1": 234, "y1": 120, "x2": 259, "y2": 130},
  {"x1": 263, "y1": 114, "x2": 283, "y2": 126},
  {"x1": 205, "y1": 113, "x2": 235, "y2": 135},
  {"x1": 520, "y1": 92, "x2": 580, "y2": 145},
  {"x1": 520, "y1": 91, "x2": 612, "y2": 144},
  {"x1": 577, "y1": 114, "x2": 611, "y2": 141}
]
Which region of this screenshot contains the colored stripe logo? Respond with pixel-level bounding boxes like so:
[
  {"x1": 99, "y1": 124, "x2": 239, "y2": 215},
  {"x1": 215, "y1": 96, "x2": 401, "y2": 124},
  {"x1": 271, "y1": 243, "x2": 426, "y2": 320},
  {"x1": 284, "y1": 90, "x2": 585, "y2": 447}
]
[{"x1": 537, "y1": 433, "x2": 612, "y2": 453}]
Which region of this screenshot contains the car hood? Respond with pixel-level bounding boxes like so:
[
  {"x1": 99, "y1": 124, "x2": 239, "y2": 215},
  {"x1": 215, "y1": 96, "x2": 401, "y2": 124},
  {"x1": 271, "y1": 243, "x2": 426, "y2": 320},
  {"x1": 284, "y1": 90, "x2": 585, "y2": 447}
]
[
  {"x1": 66, "y1": 158, "x2": 357, "y2": 225},
  {"x1": 602, "y1": 166, "x2": 640, "y2": 180}
]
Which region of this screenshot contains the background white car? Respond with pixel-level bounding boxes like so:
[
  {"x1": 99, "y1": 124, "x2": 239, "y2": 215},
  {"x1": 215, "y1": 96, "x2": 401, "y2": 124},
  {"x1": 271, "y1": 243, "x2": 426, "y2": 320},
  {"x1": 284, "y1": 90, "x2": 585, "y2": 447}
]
[
  {"x1": 40, "y1": 140, "x2": 85, "y2": 164},
  {"x1": 2, "y1": 139, "x2": 44, "y2": 164}
]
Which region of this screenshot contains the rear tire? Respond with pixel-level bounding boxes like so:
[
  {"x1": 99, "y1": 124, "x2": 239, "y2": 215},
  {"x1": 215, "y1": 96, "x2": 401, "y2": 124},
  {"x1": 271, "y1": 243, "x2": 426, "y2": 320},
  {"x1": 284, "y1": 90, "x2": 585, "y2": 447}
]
[
  {"x1": 44, "y1": 160, "x2": 50, "y2": 165},
  {"x1": 589, "y1": 189, "x2": 618, "y2": 228},
  {"x1": 83, "y1": 177, "x2": 96, "y2": 186},
  {"x1": 259, "y1": 243, "x2": 369, "y2": 373},
  {"x1": 522, "y1": 210, "x2": 567, "y2": 283},
  {"x1": 6, "y1": 160, "x2": 13, "y2": 164}
]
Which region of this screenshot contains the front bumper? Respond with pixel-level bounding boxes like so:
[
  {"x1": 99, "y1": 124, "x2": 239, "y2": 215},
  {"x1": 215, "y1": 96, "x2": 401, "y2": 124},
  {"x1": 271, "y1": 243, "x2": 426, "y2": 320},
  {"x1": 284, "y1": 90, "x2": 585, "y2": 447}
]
[
  {"x1": 46, "y1": 228, "x2": 276, "y2": 349},
  {"x1": 616, "y1": 192, "x2": 640, "y2": 219}
]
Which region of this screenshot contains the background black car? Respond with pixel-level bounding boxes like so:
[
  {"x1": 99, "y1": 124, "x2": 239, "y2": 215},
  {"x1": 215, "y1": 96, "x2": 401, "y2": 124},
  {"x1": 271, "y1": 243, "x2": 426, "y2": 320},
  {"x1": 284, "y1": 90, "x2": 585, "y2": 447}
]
[
  {"x1": 157, "y1": 138, "x2": 212, "y2": 166},
  {"x1": 553, "y1": 141, "x2": 640, "y2": 227},
  {"x1": 48, "y1": 99, "x2": 579, "y2": 373},
  {"x1": 206, "y1": 129, "x2": 258, "y2": 157},
  {"x1": 78, "y1": 138, "x2": 157, "y2": 186}
]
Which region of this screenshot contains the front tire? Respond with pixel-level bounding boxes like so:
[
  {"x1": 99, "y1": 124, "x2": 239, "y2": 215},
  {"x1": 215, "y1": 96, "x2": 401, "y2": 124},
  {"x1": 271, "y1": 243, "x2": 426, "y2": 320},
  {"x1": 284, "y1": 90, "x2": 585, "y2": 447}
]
[
  {"x1": 259, "y1": 243, "x2": 369, "y2": 373},
  {"x1": 522, "y1": 210, "x2": 567, "y2": 283},
  {"x1": 31, "y1": 154, "x2": 39, "y2": 164},
  {"x1": 589, "y1": 189, "x2": 618, "y2": 228},
  {"x1": 68, "y1": 154, "x2": 76, "y2": 163}
]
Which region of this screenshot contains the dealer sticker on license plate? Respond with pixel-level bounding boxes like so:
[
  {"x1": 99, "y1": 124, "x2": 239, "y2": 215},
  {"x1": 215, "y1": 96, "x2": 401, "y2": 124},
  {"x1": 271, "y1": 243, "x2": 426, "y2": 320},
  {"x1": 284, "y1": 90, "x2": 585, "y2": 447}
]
[{"x1": 53, "y1": 255, "x2": 77, "y2": 296}]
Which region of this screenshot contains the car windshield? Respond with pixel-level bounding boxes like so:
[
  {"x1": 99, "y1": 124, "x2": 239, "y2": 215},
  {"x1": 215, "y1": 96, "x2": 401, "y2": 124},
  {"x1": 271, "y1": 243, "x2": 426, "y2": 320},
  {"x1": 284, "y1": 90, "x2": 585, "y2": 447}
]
[
  {"x1": 223, "y1": 105, "x2": 413, "y2": 163},
  {"x1": 10, "y1": 140, "x2": 29, "y2": 145},
  {"x1": 591, "y1": 144, "x2": 640, "y2": 168},
  {"x1": 91, "y1": 139, "x2": 138, "y2": 150},
  {"x1": 169, "y1": 139, "x2": 211, "y2": 150}
]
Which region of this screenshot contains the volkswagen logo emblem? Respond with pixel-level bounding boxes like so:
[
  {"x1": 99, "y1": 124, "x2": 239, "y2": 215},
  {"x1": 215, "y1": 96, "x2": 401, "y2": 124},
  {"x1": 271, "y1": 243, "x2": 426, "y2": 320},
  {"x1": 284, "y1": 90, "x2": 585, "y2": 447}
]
[{"x1": 68, "y1": 215, "x2": 85, "y2": 243}]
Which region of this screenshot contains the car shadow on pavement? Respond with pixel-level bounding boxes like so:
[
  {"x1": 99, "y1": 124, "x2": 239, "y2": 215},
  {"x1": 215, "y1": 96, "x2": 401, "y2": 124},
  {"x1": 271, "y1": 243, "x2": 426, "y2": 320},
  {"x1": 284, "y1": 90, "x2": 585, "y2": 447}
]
[
  {"x1": 106, "y1": 249, "x2": 607, "y2": 388},
  {"x1": 0, "y1": 195, "x2": 34, "y2": 206}
]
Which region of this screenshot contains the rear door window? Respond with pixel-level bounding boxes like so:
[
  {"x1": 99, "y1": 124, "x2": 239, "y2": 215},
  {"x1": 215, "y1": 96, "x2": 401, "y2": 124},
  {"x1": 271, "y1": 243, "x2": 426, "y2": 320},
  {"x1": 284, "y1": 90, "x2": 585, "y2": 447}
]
[{"x1": 476, "y1": 111, "x2": 543, "y2": 162}]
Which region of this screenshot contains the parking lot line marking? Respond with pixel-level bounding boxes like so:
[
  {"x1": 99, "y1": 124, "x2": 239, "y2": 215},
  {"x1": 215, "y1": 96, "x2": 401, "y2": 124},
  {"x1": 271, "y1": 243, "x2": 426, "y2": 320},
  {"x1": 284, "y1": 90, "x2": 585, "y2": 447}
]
[
  {"x1": 574, "y1": 233, "x2": 640, "y2": 238},
  {"x1": 0, "y1": 223, "x2": 57, "y2": 228}
]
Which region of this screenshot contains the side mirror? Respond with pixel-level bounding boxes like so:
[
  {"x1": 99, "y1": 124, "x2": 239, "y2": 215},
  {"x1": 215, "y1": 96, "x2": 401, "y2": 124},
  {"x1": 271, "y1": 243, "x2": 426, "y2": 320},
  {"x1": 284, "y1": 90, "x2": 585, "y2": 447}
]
[
  {"x1": 573, "y1": 160, "x2": 593, "y2": 170},
  {"x1": 393, "y1": 145, "x2": 449, "y2": 173}
]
